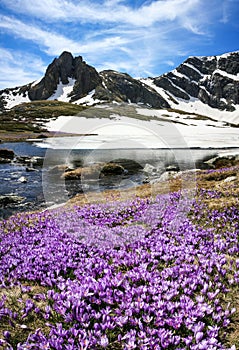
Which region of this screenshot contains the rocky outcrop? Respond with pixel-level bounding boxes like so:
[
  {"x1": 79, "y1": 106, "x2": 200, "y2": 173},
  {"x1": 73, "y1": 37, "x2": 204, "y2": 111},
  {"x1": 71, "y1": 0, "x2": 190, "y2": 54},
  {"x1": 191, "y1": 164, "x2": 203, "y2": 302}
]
[
  {"x1": 96, "y1": 70, "x2": 170, "y2": 108},
  {"x1": 28, "y1": 51, "x2": 101, "y2": 101},
  {"x1": 154, "y1": 52, "x2": 239, "y2": 111}
]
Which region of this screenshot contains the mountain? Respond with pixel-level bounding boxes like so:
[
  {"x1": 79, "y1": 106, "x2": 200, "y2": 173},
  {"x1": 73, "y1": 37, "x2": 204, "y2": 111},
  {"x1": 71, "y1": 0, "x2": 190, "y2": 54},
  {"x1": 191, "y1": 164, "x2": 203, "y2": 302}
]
[{"x1": 0, "y1": 51, "x2": 239, "y2": 125}]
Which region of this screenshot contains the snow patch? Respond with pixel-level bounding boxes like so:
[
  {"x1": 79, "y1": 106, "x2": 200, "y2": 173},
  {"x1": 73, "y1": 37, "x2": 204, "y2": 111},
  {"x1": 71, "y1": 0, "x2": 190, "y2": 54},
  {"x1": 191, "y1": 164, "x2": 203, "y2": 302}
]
[
  {"x1": 73, "y1": 90, "x2": 102, "y2": 106},
  {"x1": 2, "y1": 90, "x2": 30, "y2": 109},
  {"x1": 48, "y1": 78, "x2": 76, "y2": 102},
  {"x1": 213, "y1": 69, "x2": 239, "y2": 81}
]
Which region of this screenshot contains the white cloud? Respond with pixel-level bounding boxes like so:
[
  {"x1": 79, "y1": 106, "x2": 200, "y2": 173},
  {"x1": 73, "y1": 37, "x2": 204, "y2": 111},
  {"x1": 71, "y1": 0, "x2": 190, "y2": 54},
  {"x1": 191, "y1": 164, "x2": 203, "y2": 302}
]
[
  {"x1": 0, "y1": 16, "x2": 81, "y2": 55},
  {"x1": 0, "y1": 48, "x2": 46, "y2": 89},
  {"x1": 0, "y1": 15, "x2": 134, "y2": 56},
  {"x1": 1, "y1": 0, "x2": 209, "y2": 30}
]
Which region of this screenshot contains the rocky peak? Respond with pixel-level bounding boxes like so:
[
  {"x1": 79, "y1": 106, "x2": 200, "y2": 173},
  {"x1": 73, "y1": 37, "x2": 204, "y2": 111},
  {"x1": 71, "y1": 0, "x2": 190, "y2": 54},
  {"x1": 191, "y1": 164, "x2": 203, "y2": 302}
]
[{"x1": 28, "y1": 52, "x2": 101, "y2": 102}]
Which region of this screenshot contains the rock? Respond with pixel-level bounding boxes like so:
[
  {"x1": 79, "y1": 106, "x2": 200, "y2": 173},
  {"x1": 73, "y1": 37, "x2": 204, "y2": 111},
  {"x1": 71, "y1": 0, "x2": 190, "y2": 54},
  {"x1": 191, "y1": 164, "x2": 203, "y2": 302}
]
[
  {"x1": 15, "y1": 155, "x2": 44, "y2": 167},
  {"x1": 18, "y1": 176, "x2": 28, "y2": 183},
  {"x1": 143, "y1": 163, "x2": 157, "y2": 174},
  {"x1": 26, "y1": 167, "x2": 37, "y2": 172},
  {"x1": 49, "y1": 164, "x2": 71, "y2": 175},
  {"x1": 223, "y1": 176, "x2": 237, "y2": 183},
  {"x1": 143, "y1": 162, "x2": 164, "y2": 176},
  {"x1": 108, "y1": 159, "x2": 143, "y2": 174},
  {"x1": 0, "y1": 195, "x2": 24, "y2": 207},
  {"x1": 159, "y1": 171, "x2": 178, "y2": 182},
  {"x1": 0, "y1": 148, "x2": 15, "y2": 159},
  {"x1": 31, "y1": 156, "x2": 44, "y2": 166},
  {"x1": 63, "y1": 164, "x2": 102, "y2": 180},
  {"x1": 205, "y1": 155, "x2": 239, "y2": 169},
  {"x1": 100, "y1": 163, "x2": 125, "y2": 176},
  {"x1": 0, "y1": 157, "x2": 12, "y2": 163},
  {"x1": 16, "y1": 155, "x2": 32, "y2": 164}
]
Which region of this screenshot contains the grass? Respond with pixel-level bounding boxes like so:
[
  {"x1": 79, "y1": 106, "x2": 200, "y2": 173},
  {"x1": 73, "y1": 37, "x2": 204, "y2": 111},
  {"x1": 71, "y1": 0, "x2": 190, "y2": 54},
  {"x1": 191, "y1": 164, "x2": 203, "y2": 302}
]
[{"x1": 0, "y1": 100, "x2": 87, "y2": 141}]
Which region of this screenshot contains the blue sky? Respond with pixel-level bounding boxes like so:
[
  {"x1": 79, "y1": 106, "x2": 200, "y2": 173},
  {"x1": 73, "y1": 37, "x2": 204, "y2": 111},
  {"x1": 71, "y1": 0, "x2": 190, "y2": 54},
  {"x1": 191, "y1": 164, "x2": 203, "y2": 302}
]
[{"x1": 0, "y1": 0, "x2": 238, "y2": 89}]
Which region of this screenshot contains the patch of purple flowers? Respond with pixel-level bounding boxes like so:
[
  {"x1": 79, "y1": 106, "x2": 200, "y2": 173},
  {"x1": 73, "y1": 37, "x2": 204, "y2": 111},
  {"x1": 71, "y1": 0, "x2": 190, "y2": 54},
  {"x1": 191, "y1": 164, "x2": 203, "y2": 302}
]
[{"x1": 0, "y1": 187, "x2": 238, "y2": 349}]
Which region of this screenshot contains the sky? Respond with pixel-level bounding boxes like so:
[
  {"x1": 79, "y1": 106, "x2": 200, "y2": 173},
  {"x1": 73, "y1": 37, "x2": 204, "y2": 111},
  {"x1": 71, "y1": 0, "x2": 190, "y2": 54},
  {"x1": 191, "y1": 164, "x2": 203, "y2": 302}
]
[{"x1": 0, "y1": 0, "x2": 239, "y2": 89}]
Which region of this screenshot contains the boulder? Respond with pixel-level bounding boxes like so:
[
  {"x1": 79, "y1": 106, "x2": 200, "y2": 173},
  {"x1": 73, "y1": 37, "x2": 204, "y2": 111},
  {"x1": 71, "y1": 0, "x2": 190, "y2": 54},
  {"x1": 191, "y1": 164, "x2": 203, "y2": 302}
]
[
  {"x1": 0, "y1": 195, "x2": 24, "y2": 207},
  {"x1": 26, "y1": 167, "x2": 37, "y2": 172},
  {"x1": 166, "y1": 164, "x2": 180, "y2": 172},
  {"x1": 49, "y1": 164, "x2": 71, "y2": 175},
  {"x1": 0, "y1": 148, "x2": 15, "y2": 159},
  {"x1": 143, "y1": 163, "x2": 157, "y2": 174},
  {"x1": 108, "y1": 159, "x2": 143, "y2": 174},
  {"x1": 63, "y1": 164, "x2": 102, "y2": 180},
  {"x1": 100, "y1": 163, "x2": 125, "y2": 176}
]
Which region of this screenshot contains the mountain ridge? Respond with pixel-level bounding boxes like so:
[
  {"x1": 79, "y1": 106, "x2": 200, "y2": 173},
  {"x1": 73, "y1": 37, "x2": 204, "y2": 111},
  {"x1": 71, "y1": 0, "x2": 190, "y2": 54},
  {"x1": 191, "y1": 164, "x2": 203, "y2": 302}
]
[{"x1": 0, "y1": 50, "x2": 239, "y2": 125}]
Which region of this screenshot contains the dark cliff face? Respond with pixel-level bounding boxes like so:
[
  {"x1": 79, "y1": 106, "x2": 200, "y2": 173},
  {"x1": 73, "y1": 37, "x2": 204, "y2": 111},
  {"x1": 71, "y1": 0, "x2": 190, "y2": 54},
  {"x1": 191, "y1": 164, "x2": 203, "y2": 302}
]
[
  {"x1": 154, "y1": 52, "x2": 239, "y2": 111},
  {"x1": 95, "y1": 70, "x2": 170, "y2": 108},
  {"x1": 28, "y1": 51, "x2": 101, "y2": 101}
]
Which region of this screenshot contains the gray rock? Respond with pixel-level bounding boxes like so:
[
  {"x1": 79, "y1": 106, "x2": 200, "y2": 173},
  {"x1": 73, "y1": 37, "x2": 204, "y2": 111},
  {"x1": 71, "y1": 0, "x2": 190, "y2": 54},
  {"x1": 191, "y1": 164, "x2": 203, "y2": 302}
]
[{"x1": 0, "y1": 195, "x2": 24, "y2": 207}]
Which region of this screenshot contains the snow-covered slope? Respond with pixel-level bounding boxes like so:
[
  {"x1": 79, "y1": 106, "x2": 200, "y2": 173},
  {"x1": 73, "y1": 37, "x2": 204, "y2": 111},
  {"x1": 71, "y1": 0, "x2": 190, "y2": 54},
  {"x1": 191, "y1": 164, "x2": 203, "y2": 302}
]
[
  {"x1": 142, "y1": 51, "x2": 239, "y2": 125},
  {"x1": 141, "y1": 77, "x2": 239, "y2": 126}
]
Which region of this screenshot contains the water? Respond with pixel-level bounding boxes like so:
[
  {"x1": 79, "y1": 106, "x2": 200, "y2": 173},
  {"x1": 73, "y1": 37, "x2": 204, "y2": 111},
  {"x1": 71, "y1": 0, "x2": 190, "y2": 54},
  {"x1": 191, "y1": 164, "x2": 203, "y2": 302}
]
[{"x1": 0, "y1": 140, "x2": 238, "y2": 219}]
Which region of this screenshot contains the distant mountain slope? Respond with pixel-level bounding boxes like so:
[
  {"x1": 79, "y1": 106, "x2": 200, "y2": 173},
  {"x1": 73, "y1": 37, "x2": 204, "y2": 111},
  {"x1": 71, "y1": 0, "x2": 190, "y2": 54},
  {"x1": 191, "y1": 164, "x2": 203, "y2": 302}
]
[
  {"x1": 151, "y1": 52, "x2": 239, "y2": 111},
  {"x1": 0, "y1": 51, "x2": 239, "y2": 125}
]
